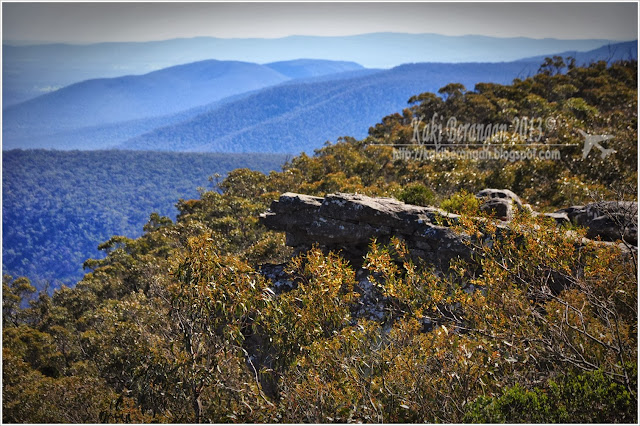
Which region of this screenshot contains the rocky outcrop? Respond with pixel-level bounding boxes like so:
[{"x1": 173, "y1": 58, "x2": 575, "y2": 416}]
[
  {"x1": 259, "y1": 190, "x2": 637, "y2": 325},
  {"x1": 260, "y1": 191, "x2": 638, "y2": 270},
  {"x1": 260, "y1": 192, "x2": 471, "y2": 269},
  {"x1": 555, "y1": 201, "x2": 638, "y2": 245}
]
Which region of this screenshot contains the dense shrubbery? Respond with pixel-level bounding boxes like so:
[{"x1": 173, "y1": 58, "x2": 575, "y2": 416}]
[
  {"x1": 3, "y1": 60, "x2": 637, "y2": 422},
  {"x1": 465, "y1": 369, "x2": 637, "y2": 423}
]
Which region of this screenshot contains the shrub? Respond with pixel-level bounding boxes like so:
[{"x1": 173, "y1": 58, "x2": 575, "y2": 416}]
[
  {"x1": 464, "y1": 369, "x2": 638, "y2": 423},
  {"x1": 440, "y1": 189, "x2": 480, "y2": 215},
  {"x1": 396, "y1": 183, "x2": 436, "y2": 206}
]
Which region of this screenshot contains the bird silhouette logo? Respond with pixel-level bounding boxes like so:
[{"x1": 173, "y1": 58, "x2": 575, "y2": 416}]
[{"x1": 577, "y1": 129, "x2": 615, "y2": 159}]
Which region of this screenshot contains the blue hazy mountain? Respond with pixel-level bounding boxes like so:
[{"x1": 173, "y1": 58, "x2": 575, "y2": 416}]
[
  {"x1": 120, "y1": 61, "x2": 542, "y2": 154},
  {"x1": 516, "y1": 40, "x2": 638, "y2": 64},
  {"x1": 265, "y1": 59, "x2": 364, "y2": 79},
  {"x1": 3, "y1": 60, "x2": 290, "y2": 132},
  {"x1": 4, "y1": 41, "x2": 636, "y2": 153},
  {"x1": 2, "y1": 59, "x2": 372, "y2": 150},
  {"x1": 2, "y1": 65, "x2": 379, "y2": 151},
  {"x1": 118, "y1": 41, "x2": 638, "y2": 155},
  {"x1": 3, "y1": 33, "x2": 619, "y2": 105},
  {"x1": 4, "y1": 61, "x2": 535, "y2": 152}
]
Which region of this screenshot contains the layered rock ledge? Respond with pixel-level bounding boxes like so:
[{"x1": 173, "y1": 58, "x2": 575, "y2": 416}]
[
  {"x1": 259, "y1": 191, "x2": 637, "y2": 270},
  {"x1": 260, "y1": 191, "x2": 470, "y2": 268}
]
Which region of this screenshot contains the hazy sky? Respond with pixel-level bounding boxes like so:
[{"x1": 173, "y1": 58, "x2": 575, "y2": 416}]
[{"x1": 2, "y1": 2, "x2": 638, "y2": 44}]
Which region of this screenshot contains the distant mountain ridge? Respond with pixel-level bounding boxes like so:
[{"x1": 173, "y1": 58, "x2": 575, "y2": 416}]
[
  {"x1": 517, "y1": 40, "x2": 638, "y2": 64},
  {"x1": 3, "y1": 59, "x2": 290, "y2": 131},
  {"x1": 3, "y1": 32, "x2": 622, "y2": 105},
  {"x1": 5, "y1": 60, "x2": 539, "y2": 152},
  {"x1": 3, "y1": 41, "x2": 636, "y2": 154},
  {"x1": 3, "y1": 58, "x2": 369, "y2": 145},
  {"x1": 119, "y1": 61, "x2": 543, "y2": 154},
  {"x1": 266, "y1": 59, "x2": 364, "y2": 79}
]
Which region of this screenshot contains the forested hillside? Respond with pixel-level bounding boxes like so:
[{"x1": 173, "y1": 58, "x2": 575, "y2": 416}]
[
  {"x1": 2, "y1": 150, "x2": 288, "y2": 289},
  {"x1": 3, "y1": 60, "x2": 637, "y2": 423}
]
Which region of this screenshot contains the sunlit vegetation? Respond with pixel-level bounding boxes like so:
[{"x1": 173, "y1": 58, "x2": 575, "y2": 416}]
[{"x1": 3, "y1": 59, "x2": 637, "y2": 423}]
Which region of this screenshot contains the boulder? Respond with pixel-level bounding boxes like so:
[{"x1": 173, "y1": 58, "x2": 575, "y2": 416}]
[
  {"x1": 556, "y1": 201, "x2": 637, "y2": 244},
  {"x1": 476, "y1": 188, "x2": 523, "y2": 208},
  {"x1": 260, "y1": 192, "x2": 323, "y2": 231},
  {"x1": 476, "y1": 188, "x2": 523, "y2": 221},
  {"x1": 479, "y1": 198, "x2": 514, "y2": 221}
]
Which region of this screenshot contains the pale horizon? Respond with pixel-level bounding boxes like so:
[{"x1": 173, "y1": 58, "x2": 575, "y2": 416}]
[
  {"x1": 4, "y1": 31, "x2": 638, "y2": 48},
  {"x1": 3, "y1": 2, "x2": 638, "y2": 45}
]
